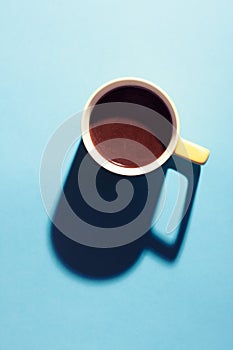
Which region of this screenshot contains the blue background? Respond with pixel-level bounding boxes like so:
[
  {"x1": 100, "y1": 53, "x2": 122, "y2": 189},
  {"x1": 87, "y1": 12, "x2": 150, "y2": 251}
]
[{"x1": 1, "y1": 1, "x2": 233, "y2": 349}]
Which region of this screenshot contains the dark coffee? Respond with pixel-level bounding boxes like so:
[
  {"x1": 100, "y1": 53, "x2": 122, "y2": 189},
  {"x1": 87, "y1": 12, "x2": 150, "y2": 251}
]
[{"x1": 90, "y1": 86, "x2": 173, "y2": 168}]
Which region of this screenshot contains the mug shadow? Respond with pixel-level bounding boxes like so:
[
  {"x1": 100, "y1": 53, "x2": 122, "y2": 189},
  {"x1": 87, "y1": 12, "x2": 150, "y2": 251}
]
[{"x1": 50, "y1": 141, "x2": 200, "y2": 280}]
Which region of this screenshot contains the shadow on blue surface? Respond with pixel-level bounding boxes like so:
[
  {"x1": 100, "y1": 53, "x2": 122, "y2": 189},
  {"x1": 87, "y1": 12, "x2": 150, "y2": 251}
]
[{"x1": 50, "y1": 141, "x2": 200, "y2": 280}]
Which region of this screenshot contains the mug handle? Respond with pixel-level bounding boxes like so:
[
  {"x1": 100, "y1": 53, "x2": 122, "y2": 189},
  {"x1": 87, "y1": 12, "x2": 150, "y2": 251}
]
[{"x1": 174, "y1": 137, "x2": 210, "y2": 165}]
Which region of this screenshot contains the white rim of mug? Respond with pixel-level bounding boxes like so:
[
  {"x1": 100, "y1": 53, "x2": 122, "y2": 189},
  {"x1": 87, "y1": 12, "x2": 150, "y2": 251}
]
[{"x1": 81, "y1": 77, "x2": 180, "y2": 176}]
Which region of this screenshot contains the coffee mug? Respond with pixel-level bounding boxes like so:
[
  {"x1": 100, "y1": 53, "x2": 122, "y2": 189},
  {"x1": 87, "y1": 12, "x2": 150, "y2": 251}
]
[{"x1": 81, "y1": 77, "x2": 210, "y2": 176}]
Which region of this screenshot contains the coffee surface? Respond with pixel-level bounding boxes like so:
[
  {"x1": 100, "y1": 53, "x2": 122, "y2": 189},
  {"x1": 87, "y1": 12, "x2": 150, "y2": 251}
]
[{"x1": 89, "y1": 86, "x2": 173, "y2": 168}]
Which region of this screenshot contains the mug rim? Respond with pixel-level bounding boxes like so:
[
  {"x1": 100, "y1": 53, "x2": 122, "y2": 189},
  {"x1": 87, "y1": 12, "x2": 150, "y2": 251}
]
[{"x1": 81, "y1": 77, "x2": 180, "y2": 176}]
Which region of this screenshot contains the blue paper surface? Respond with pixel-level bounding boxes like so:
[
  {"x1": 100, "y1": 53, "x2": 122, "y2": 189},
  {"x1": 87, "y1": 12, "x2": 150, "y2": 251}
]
[{"x1": 1, "y1": 1, "x2": 233, "y2": 349}]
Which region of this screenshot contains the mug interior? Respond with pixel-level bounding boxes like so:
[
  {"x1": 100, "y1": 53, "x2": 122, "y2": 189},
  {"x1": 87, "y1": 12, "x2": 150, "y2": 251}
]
[{"x1": 81, "y1": 78, "x2": 179, "y2": 176}]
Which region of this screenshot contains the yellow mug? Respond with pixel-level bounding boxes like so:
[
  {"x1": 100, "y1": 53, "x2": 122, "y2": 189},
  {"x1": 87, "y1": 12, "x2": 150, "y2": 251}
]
[{"x1": 81, "y1": 77, "x2": 210, "y2": 176}]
